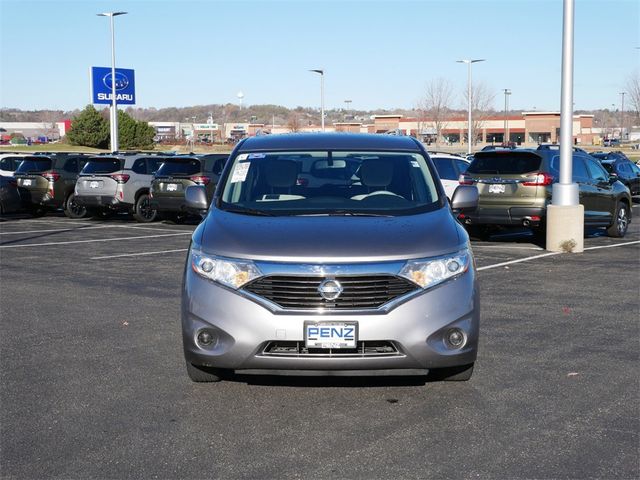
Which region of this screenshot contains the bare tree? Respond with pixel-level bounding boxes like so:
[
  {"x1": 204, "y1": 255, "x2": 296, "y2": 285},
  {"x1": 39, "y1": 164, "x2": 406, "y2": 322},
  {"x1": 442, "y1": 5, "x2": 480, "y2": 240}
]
[
  {"x1": 462, "y1": 81, "x2": 496, "y2": 145},
  {"x1": 625, "y1": 71, "x2": 640, "y2": 124},
  {"x1": 287, "y1": 113, "x2": 301, "y2": 133},
  {"x1": 418, "y1": 78, "x2": 454, "y2": 146}
]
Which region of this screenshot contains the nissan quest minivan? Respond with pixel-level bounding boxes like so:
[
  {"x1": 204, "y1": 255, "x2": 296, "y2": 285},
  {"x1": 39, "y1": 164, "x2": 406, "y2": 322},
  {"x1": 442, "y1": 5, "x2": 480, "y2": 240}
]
[{"x1": 182, "y1": 134, "x2": 480, "y2": 383}]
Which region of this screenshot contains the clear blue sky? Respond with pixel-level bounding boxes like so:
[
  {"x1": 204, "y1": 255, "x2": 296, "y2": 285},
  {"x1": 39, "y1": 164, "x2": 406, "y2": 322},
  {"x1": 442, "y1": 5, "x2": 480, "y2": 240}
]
[{"x1": 1, "y1": 0, "x2": 638, "y2": 112}]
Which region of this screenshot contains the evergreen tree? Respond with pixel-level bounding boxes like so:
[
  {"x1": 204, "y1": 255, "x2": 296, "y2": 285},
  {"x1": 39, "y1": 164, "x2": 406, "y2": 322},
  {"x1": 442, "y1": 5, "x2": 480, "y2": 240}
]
[
  {"x1": 66, "y1": 105, "x2": 109, "y2": 148},
  {"x1": 117, "y1": 110, "x2": 156, "y2": 149}
]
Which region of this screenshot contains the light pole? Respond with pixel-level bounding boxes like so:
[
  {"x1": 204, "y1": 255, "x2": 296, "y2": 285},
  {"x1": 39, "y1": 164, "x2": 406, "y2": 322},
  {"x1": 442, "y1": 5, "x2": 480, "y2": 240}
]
[
  {"x1": 619, "y1": 92, "x2": 625, "y2": 140},
  {"x1": 344, "y1": 99, "x2": 352, "y2": 121},
  {"x1": 309, "y1": 69, "x2": 324, "y2": 131},
  {"x1": 547, "y1": 0, "x2": 583, "y2": 253},
  {"x1": 503, "y1": 89, "x2": 511, "y2": 145},
  {"x1": 97, "y1": 11, "x2": 127, "y2": 152},
  {"x1": 456, "y1": 59, "x2": 485, "y2": 154}
]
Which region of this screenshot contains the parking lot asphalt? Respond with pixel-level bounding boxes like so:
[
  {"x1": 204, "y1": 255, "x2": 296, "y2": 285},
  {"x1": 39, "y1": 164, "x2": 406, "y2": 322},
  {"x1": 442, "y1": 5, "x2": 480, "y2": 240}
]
[{"x1": 1, "y1": 207, "x2": 639, "y2": 479}]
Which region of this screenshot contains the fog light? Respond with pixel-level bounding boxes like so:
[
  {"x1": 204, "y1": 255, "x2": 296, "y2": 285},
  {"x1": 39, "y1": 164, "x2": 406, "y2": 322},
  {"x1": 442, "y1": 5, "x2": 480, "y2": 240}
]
[
  {"x1": 446, "y1": 328, "x2": 466, "y2": 349},
  {"x1": 197, "y1": 330, "x2": 215, "y2": 346}
]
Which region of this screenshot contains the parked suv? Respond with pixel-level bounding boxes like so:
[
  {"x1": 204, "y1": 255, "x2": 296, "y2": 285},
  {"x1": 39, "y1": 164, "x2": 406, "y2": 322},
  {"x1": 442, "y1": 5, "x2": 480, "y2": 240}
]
[
  {"x1": 74, "y1": 154, "x2": 166, "y2": 222},
  {"x1": 180, "y1": 133, "x2": 480, "y2": 383},
  {"x1": 14, "y1": 154, "x2": 88, "y2": 217},
  {"x1": 0, "y1": 153, "x2": 30, "y2": 177},
  {"x1": 150, "y1": 153, "x2": 228, "y2": 220},
  {"x1": 591, "y1": 152, "x2": 640, "y2": 196},
  {"x1": 429, "y1": 152, "x2": 470, "y2": 199},
  {"x1": 459, "y1": 147, "x2": 632, "y2": 238}
]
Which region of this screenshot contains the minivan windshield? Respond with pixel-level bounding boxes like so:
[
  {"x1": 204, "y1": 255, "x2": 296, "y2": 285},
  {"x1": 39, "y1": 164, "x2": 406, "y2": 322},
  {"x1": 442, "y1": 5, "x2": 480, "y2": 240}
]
[
  {"x1": 14, "y1": 157, "x2": 53, "y2": 174},
  {"x1": 219, "y1": 151, "x2": 440, "y2": 216},
  {"x1": 155, "y1": 158, "x2": 201, "y2": 177},
  {"x1": 81, "y1": 157, "x2": 123, "y2": 174}
]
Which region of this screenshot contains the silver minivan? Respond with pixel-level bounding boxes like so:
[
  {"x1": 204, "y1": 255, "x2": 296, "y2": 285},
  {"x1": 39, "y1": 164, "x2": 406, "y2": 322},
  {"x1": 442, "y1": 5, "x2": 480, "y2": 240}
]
[{"x1": 182, "y1": 134, "x2": 480, "y2": 382}]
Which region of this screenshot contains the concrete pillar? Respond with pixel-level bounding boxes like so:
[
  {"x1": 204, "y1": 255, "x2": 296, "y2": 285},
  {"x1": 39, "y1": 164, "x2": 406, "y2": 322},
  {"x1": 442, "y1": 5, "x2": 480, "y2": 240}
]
[{"x1": 546, "y1": 204, "x2": 584, "y2": 253}]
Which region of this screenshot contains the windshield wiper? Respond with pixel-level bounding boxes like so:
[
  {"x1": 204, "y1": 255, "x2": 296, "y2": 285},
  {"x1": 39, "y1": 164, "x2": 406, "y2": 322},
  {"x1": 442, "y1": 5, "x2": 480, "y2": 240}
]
[
  {"x1": 224, "y1": 206, "x2": 276, "y2": 216},
  {"x1": 298, "y1": 211, "x2": 392, "y2": 217}
]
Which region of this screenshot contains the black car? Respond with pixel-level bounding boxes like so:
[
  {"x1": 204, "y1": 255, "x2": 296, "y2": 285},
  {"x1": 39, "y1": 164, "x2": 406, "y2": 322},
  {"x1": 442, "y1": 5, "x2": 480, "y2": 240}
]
[
  {"x1": 0, "y1": 175, "x2": 22, "y2": 215},
  {"x1": 596, "y1": 159, "x2": 640, "y2": 196}
]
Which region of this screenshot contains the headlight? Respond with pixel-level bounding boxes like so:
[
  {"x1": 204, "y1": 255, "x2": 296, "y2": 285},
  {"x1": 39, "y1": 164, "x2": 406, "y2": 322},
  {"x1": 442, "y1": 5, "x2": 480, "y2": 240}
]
[
  {"x1": 191, "y1": 249, "x2": 261, "y2": 289},
  {"x1": 399, "y1": 249, "x2": 470, "y2": 289}
]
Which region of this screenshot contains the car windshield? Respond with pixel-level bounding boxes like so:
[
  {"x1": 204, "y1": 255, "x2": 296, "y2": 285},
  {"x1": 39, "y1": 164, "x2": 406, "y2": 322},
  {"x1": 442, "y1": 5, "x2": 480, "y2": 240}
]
[
  {"x1": 81, "y1": 157, "x2": 123, "y2": 174},
  {"x1": 219, "y1": 150, "x2": 440, "y2": 216},
  {"x1": 467, "y1": 152, "x2": 542, "y2": 174},
  {"x1": 155, "y1": 158, "x2": 201, "y2": 177},
  {"x1": 14, "y1": 157, "x2": 53, "y2": 174}
]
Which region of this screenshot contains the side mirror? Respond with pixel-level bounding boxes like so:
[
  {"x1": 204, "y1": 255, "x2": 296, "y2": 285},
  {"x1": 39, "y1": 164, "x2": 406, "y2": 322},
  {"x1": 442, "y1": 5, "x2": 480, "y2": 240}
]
[
  {"x1": 450, "y1": 185, "x2": 479, "y2": 213},
  {"x1": 185, "y1": 185, "x2": 209, "y2": 216},
  {"x1": 608, "y1": 174, "x2": 618, "y2": 184}
]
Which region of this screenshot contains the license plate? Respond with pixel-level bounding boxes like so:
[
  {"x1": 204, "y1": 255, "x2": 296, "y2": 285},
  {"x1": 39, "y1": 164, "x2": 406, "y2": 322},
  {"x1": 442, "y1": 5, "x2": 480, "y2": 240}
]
[
  {"x1": 89, "y1": 181, "x2": 100, "y2": 188},
  {"x1": 304, "y1": 321, "x2": 358, "y2": 349},
  {"x1": 23, "y1": 179, "x2": 32, "y2": 186},
  {"x1": 166, "y1": 183, "x2": 178, "y2": 192},
  {"x1": 488, "y1": 184, "x2": 506, "y2": 194}
]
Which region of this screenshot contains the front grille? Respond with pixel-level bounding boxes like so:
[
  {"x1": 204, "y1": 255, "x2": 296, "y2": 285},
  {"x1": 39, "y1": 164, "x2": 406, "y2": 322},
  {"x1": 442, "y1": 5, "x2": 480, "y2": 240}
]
[
  {"x1": 243, "y1": 275, "x2": 418, "y2": 310},
  {"x1": 260, "y1": 341, "x2": 401, "y2": 357}
]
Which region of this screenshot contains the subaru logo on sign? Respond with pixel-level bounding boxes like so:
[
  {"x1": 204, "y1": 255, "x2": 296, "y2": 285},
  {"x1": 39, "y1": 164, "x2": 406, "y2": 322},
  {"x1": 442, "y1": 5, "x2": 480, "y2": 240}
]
[
  {"x1": 91, "y1": 67, "x2": 136, "y2": 105},
  {"x1": 318, "y1": 279, "x2": 343, "y2": 301},
  {"x1": 102, "y1": 71, "x2": 129, "y2": 91}
]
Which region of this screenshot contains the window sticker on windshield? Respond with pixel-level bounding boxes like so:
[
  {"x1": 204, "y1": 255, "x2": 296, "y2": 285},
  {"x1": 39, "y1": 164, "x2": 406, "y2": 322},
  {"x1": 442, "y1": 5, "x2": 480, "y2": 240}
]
[
  {"x1": 248, "y1": 153, "x2": 266, "y2": 159},
  {"x1": 230, "y1": 162, "x2": 251, "y2": 183},
  {"x1": 237, "y1": 154, "x2": 249, "y2": 161},
  {"x1": 411, "y1": 161, "x2": 420, "y2": 168}
]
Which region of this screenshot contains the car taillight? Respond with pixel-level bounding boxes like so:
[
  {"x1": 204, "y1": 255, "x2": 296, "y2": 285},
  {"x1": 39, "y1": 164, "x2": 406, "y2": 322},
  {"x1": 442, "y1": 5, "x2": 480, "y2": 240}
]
[
  {"x1": 523, "y1": 172, "x2": 554, "y2": 186},
  {"x1": 296, "y1": 177, "x2": 309, "y2": 186},
  {"x1": 111, "y1": 173, "x2": 130, "y2": 183},
  {"x1": 459, "y1": 173, "x2": 474, "y2": 185},
  {"x1": 42, "y1": 172, "x2": 60, "y2": 182},
  {"x1": 189, "y1": 175, "x2": 210, "y2": 185}
]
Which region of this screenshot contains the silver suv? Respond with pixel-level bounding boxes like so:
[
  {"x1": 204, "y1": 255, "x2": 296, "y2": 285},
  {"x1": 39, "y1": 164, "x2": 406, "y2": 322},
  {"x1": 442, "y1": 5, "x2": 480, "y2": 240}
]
[
  {"x1": 181, "y1": 133, "x2": 480, "y2": 383},
  {"x1": 74, "y1": 153, "x2": 166, "y2": 222}
]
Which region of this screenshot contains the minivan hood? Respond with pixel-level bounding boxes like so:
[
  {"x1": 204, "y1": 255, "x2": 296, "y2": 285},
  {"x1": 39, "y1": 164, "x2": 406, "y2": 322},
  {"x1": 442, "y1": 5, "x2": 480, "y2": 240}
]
[{"x1": 199, "y1": 206, "x2": 463, "y2": 263}]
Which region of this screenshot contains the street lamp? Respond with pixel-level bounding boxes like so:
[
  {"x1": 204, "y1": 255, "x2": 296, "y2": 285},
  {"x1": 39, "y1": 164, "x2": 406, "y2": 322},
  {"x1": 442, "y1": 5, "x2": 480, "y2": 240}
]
[
  {"x1": 456, "y1": 59, "x2": 485, "y2": 154},
  {"x1": 344, "y1": 99, "x2": 352, "y2": 121},
  {"x1": 619, "y1": 92, "x2": 625, "y2": 140},
  {"x1": 97, "y1": 11, "x2": 127, "y2": 152},
  {"x1": 309, "y1": 69, "x2": 325, "y2": 131},
  {"x1": 503, "y1": 89, "x2": 511, "y2": 145}
]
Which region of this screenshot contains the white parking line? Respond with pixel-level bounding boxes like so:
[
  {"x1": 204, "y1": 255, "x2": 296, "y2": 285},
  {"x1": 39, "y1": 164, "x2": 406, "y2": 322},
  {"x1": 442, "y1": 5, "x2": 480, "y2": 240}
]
[
  {"x1": 472, "y1": 245, "x2": 544, "y2": 251},
  {"x1": 477, "y1": 240, "x2": 640, "y2": 271},
  {"x1": 0, "y1": 224, "x2": 193, "y2": 235},
  {"x1": 0, "y1": 226, "x2": 116, "y2": 235},
  {"x1": 91, "y1": 248, "x2": 188, "y2": 260},
  {"x1": 0, "y1": 232, "x2": 192, "y2": 249}
]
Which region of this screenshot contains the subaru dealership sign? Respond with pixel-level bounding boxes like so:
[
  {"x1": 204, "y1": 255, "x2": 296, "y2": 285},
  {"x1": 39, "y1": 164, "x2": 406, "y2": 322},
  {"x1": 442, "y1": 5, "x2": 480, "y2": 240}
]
[{"x1": 90, "y1": 67, "x2": 136, "y2": 105}]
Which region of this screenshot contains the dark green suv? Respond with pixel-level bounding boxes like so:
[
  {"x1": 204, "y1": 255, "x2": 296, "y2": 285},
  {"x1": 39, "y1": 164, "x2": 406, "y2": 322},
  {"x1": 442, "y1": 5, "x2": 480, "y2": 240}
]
[
  {"x1": 459, "y1": 146, "x2": 632, "y2": 238},
  {"x1": 150, "y1": 154, "x2": 228, "y2": 220},
  {"x1": 14, "y1": 154, "x2": 88, "y2": 218}
]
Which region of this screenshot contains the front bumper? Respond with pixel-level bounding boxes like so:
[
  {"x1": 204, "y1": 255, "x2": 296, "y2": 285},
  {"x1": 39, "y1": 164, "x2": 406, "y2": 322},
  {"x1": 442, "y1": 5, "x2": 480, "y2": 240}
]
[{"x1": 182, "y1": 266, "x2": 480, "y2": 375}]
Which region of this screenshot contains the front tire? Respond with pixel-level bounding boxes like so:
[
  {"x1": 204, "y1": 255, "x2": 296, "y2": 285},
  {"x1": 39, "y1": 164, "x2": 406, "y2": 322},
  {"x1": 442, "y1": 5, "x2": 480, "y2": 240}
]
[
  {"x1": 185, "y1": 361, "x2": 223, "y2": 382},
  {"x1": 607, "y1": 202, "x2": 629, "y2": 238},
  {"x1": 133, "y1": 193, "x2": 157, "y2": 223}
]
